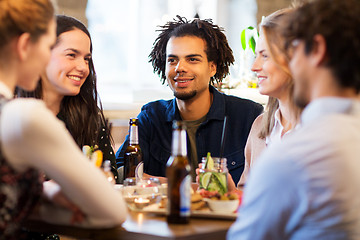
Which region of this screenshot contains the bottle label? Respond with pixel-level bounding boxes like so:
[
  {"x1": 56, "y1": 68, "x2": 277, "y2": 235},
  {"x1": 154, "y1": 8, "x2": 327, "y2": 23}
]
[
  {"x1": 129, "y1": 125, "x2": 139, "y2": 145},
  {"x1": 179, "y1": 175, "x2": 191, "y2": 217},
  {"x1": 171, "y1": 130, "x2": 187, "y2": 156}
]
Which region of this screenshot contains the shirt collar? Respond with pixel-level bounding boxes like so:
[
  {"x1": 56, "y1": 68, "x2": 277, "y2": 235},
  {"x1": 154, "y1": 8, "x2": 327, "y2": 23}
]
[
  {"x1": 301, "y1": 97, "x2": 359, "y2": 125},
  {"x1": 0, "y1": 81, "x2": 14, "y2": 99},
  {"x1": 205, "y1": 85, "x2": 226, "y2": 121},
  {"x1": 165, "y1": 85, "x2": 225, "y2": 122}
]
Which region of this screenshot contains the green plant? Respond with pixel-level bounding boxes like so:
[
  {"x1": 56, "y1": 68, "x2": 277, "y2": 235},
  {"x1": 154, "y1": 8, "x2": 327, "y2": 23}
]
[{"x1": 240, "y1": 26, "x2": 258, "y2": 54}]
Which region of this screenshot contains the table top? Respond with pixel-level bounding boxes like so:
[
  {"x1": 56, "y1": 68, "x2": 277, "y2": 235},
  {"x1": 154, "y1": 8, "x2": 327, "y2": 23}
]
[{"x1": 25, "y1": 210, "x2": 235, "y2": 240}]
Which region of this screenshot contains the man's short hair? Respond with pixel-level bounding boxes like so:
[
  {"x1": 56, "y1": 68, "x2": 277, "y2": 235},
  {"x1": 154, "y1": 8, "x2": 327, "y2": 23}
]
[
  {"x1": 283, "y1": 0, "x2": 360, "y2": 92},
  {"x1": 149, "y1": 15, "x2": 234, "y2": 85}
]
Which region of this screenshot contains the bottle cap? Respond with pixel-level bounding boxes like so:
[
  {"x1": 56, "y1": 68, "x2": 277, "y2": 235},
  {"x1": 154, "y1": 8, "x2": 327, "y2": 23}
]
[{"x1": 129, "y1": 118, "x2": 139, "y2": 125}]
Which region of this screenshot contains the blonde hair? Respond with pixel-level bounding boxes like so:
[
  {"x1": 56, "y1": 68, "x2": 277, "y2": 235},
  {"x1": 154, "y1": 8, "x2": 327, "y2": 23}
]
[
  {"x1": 258, "y1": 8, "x2": 302, "y2": 139},
  {"x1": 0, "y1": 0, "x2": 54, "y2": 50}
]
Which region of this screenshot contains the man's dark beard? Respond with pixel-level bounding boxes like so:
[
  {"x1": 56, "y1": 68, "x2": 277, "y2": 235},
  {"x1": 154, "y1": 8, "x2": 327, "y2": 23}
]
[{"x1": 174, "y1": 90, "x2": 197, "y2": 100}]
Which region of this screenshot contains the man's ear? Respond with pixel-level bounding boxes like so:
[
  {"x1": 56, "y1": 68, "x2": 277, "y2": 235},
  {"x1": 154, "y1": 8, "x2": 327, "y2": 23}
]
[
  {"x1": 16, "y1": 33, "x2": 32, "y2": 61},
  {"x1": 209, "y1": 61, "x2": 217, "y2": 78},
  {"x1": 310, "y1": 34, "x2": 327, "y2": 67}
]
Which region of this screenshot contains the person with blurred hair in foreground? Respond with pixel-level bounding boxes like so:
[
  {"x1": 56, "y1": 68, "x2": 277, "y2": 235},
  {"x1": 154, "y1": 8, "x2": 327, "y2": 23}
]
[
  {"x1": 228, "y1": 0, "x2": 360, "y2": 239},
  {"x1": 0, "y1": 0, "x2": 127, "y2": 239}
]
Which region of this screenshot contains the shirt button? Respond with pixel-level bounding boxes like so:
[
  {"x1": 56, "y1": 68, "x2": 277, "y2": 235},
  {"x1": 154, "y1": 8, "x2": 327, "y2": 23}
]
[{"x1": 231, "y1": 161, "x2": 236, "y2": 166}]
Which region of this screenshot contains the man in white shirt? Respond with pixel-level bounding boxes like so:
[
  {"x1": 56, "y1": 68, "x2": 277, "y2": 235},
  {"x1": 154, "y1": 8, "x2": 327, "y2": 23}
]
[{"x1": 227, "y1": 0, "x2": 360, "y2": 239}]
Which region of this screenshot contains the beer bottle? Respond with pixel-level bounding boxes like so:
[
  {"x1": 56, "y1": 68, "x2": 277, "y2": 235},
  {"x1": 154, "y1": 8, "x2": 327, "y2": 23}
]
[
  {"x1": 166, "y1": 120, "x2": 191, "y2": 224},
  {"x1": 124, "y1": 118, "x2": 142, "y2": 180}
]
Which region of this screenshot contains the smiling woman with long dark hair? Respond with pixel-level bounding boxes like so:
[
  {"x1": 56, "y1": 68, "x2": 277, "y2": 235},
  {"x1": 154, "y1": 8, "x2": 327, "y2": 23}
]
[{"x1": 16, "y1": 15, "x2": 119, "y2": 182}]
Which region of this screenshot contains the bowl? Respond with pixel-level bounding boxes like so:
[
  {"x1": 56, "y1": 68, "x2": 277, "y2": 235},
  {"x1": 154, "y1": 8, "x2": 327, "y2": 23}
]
[{"x1": 205, "y1": 198, "x2": 239, "y2": 213}]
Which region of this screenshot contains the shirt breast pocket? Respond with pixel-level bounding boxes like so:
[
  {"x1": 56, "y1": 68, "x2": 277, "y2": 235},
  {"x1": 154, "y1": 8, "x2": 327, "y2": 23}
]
[{"x1": 225, "y1": 149, "x2": 245, "y2": 171}]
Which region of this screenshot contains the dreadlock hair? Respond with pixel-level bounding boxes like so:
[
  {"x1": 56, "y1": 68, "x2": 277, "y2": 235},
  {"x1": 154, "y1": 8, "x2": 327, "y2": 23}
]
[{"x1": 149, "y1": 15, "x2": 234, "y2": 85}]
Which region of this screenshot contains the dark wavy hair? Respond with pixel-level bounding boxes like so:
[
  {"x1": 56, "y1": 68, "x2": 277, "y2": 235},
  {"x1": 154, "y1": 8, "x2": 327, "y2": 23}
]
[
  {"x1": 149, "y1": 15, "x2": 234, "y2": 85},
  {"x1": 16, "y1": 15, "x2": 109, "y2": 148},
  {"x1": 283, "y1": 0, "x2": 360, "y2": 92}
]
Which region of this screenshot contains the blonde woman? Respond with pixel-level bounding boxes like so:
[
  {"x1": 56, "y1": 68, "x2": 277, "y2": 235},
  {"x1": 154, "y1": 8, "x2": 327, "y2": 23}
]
[{"x1": 229, "y1": 8, "x2": 302, "y2": 191}]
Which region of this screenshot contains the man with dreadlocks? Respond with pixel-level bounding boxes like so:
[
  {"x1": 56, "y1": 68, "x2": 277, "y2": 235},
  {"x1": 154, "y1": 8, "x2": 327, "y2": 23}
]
[{"x1": 116, "y1": 16, "x2": 263, "y2": 184}]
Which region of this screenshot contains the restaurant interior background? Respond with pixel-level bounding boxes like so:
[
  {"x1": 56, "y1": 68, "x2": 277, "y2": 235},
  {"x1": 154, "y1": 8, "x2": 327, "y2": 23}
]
[{"x1": 56, "y1": 0, "x2": 292, "y2": 150}]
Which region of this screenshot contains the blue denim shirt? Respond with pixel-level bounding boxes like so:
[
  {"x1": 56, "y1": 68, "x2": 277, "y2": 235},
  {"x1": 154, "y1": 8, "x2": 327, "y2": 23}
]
[{"x1": 116, "y1": 86, "x2": 263, "y2": 183}]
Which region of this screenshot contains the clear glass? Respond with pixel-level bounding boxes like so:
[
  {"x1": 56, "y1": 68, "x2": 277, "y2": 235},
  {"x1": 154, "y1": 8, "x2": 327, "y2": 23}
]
[
  {"x1": 103, "y1": 160, "x2": 115, "y2": 184},
  {"x1": 199, "y1": 157, "x2": 228, "y2": 195},
  {"x1": 122, "y1": 177, "x2": 162, "y2": 211}
]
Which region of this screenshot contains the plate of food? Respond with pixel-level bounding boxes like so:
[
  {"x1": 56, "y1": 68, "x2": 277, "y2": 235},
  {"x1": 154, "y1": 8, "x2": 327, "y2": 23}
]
[{"x1": 139, "y1": 191, "x2": 240, "y2": 220}]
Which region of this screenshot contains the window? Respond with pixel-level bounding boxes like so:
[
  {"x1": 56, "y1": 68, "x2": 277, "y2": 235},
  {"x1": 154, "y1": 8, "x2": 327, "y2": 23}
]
[{"x1": 86, "y1": 0, "x2": 257, "y2": 108}]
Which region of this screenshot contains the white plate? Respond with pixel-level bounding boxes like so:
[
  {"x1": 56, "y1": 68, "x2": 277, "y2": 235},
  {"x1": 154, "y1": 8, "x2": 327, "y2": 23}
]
[{"x1": 139, "y1": 203, "x2": 237, "y2": 220}]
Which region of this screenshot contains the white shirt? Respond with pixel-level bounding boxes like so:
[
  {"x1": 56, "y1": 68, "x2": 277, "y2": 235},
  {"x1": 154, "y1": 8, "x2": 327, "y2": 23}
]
[
  {"x1": 265, "y1": 108, "x2": 295, "y2": 146},
  {"x1": 0, "y1": 84, "x2": 128, "y2": 227},
  {"x1": 228, "y1": 97, "x2": 360, "y2": 240}
]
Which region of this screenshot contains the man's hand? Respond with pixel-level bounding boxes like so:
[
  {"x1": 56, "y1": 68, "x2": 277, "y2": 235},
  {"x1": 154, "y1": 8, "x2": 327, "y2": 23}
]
[{"x1": 142, "y1": 173, "x2": 167, "y2": 184}]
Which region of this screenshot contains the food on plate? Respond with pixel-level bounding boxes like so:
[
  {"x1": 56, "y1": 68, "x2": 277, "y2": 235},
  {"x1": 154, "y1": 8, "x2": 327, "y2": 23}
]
[
  {"x1": 158, "y1": 197, "x2": 167, "y2": 209},
  {"x1": 191, "y1": 192, "x2": 203, "y2": 202},
  {"x1": 159, "y1": 192, "x2": 207, "y2": 211},
  {"x1": 191, "y1": 192, "x2": 207, "y2": 211},
  {"x1": 200, "y1": 190, "x2": 242, "y2": 212},
  {"x1": 198, "y1": 188, "x2": 243, "y2": 205}
]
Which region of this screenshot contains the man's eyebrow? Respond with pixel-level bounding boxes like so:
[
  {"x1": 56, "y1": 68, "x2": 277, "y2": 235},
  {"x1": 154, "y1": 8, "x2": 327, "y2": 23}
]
[
  {"x1": 166, "y1": 54, "x2": 204, "y2": 58},
  {"x1": 186, "y1": 54, "x2": 203, "y2": 58},
  {"x1": 167, "y1": 54, "x2": 178, "y2": 58}
]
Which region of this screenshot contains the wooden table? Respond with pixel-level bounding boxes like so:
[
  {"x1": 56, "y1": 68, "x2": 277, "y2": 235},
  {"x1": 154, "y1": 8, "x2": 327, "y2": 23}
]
[{"x1": 25, "y1": 211, "x2": 235, "y2": 240}]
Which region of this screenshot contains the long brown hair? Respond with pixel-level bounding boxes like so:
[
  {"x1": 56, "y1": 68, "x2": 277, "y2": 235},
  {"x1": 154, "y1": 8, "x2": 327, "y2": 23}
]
[
  {"x1": 258, "y1": 8, "x2": 302, "y2": 139},
  {"x1": 16, "y1": 15, "x2": 110, "y2": 148}
]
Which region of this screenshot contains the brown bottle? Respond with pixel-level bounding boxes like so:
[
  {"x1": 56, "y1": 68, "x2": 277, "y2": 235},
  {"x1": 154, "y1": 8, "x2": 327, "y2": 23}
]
[
  {"x1": 166, "y1": 120, "x2": 191, "y2": 224},
  {"x1": 124, "y1": 118, "x2": 142, "y2": 180}
]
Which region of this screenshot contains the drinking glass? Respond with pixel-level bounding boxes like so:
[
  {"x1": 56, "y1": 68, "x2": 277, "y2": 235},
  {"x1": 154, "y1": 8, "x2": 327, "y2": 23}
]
[
  {"x1": 122, "y1": 177, "x2": 162, "y2": 211},
  {"x1": 198, "y1": 157, "x2": 228, "y2": 195}
]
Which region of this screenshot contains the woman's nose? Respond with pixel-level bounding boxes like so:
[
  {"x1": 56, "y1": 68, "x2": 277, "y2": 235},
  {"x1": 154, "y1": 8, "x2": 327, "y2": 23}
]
[
  {"x1": 251, "y1": 56, "x2": 262, "y2": 72},
  {"x1": 76, "y1": 59, "x2": 88, "y2": 72}
]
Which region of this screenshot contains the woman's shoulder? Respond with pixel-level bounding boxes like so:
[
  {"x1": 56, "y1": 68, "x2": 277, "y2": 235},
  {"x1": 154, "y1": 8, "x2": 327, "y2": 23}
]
[{"x1": 251, "y1": 113, "x2": 264, "y2": 132}]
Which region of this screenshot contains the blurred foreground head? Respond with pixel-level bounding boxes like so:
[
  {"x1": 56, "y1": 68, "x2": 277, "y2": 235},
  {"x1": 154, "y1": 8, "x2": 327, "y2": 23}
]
[
  {"x1": 282, "y1": 0, "x2": 360, "y2": 92},
  {"x1": 0, "y1": 0, "x2": 55, "y2": 51}
]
